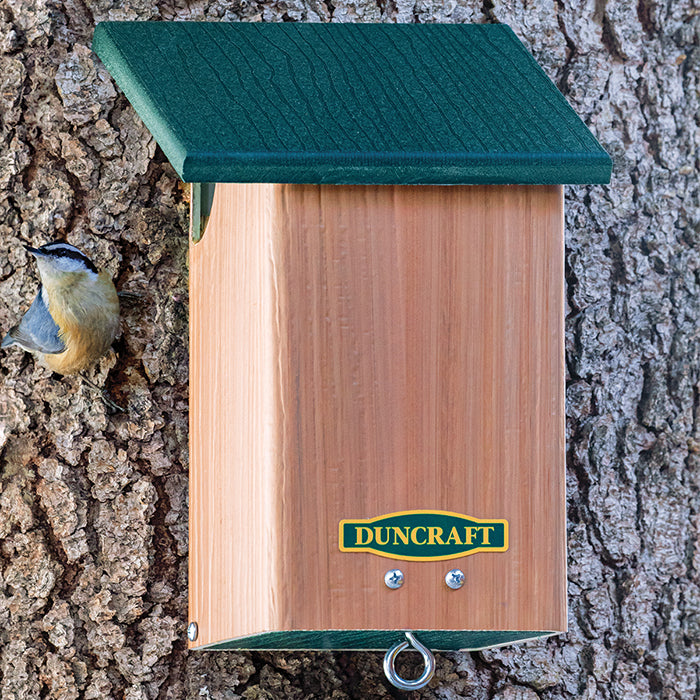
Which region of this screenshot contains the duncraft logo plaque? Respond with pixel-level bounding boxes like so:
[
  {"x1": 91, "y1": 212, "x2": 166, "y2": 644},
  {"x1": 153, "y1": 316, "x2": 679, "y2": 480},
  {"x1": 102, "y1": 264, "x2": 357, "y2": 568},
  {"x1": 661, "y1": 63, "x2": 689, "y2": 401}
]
[{"x1": 339, "y1": 510, "x2": 509, "y2": 561}]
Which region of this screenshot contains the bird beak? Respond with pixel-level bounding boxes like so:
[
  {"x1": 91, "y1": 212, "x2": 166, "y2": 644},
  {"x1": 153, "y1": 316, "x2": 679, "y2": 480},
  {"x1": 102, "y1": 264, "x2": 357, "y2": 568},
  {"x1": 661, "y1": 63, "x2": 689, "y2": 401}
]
[{"x1": 24, "y1": 245, "x2": 42, "y2": 256}]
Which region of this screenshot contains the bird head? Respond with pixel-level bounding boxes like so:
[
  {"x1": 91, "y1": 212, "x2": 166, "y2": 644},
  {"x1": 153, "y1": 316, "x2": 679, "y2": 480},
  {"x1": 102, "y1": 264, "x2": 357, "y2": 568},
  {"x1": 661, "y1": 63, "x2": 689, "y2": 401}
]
[{"x1": 26, "y1": 242, "x2": 99, "y2": 289}]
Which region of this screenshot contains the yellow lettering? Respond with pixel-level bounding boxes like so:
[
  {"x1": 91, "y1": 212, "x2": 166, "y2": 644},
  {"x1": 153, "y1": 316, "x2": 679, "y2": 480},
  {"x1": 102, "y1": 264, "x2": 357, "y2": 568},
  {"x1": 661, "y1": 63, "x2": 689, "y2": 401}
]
[
  {"x1": 374, "y1": 527, "x2": 390, "y2": 546},
  {"x1": 353, "y1": 521, "x2": 498, "y2": 550},
  {"x1": 445, "y1": 527, "x2": 462, "y2": 545},
  {"x1": 480, "y1": 526, "x2": 496, "y2": 545},
  {"x1": 355, "y1": 527, "x2": 373, "y2": 546},
  {"x1": 392, "y1": 527, "x2": 410, "y2": 546},
  {"x1": 464, "y1": 527, "x2": 476, "y2": 545},
  {"x1": 411, "y1": 526, "x2": 427, "y2": 545},
  {"x1": 427, "y1": 526, "x2": 445, "y2": 545}
]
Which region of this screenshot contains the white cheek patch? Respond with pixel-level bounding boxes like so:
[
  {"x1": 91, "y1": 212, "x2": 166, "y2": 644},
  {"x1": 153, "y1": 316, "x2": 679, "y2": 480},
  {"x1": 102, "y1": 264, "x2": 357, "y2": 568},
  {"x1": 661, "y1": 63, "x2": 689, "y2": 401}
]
[
  {"x1": 37, "y1": 254, "x2": 98, "y2": 278},
  {"x1": 53, "y1": 257, "x2": 87, "y2": 273}
]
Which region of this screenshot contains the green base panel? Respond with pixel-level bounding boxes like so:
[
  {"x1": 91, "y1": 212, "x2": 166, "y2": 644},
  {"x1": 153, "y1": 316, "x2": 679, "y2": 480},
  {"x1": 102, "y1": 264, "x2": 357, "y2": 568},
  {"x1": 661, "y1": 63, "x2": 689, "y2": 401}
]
[{"x1": 196, "y1": 629, "x2": 559, "y2": 652}]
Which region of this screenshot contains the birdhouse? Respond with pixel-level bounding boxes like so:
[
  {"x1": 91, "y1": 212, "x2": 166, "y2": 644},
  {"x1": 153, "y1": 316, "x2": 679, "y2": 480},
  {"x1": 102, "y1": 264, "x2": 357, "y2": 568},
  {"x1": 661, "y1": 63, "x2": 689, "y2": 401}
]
[{"x1": 93, "y1": 19, "x2": 610, "y2": 677}]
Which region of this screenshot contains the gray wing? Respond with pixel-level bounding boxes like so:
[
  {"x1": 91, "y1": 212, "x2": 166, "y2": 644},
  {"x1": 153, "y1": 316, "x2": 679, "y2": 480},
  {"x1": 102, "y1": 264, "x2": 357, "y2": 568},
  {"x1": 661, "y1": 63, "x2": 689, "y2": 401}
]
[{"x1": 1, "y1": 287, "x2": 65, "y2": 354}]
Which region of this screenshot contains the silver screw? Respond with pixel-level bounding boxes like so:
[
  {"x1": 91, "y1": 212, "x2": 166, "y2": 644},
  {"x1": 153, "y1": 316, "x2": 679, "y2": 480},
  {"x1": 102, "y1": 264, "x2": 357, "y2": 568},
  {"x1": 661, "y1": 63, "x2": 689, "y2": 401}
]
[
  {"x1": 384, "y1": 569, "x2": 405, "y2": 589},
  {"x1": 445, "y1": 569, "x2": 465, "y2": 589},
  {"x1": 187, "y1": 621, "x2": 198, "y2": 641}
]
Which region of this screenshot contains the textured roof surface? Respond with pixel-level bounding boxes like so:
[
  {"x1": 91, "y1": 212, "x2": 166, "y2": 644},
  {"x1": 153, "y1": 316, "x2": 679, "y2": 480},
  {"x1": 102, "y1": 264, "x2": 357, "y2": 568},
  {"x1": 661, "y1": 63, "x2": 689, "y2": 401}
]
[{"x1": 93, "y1": 22, "x2": 612, "y2": 184}]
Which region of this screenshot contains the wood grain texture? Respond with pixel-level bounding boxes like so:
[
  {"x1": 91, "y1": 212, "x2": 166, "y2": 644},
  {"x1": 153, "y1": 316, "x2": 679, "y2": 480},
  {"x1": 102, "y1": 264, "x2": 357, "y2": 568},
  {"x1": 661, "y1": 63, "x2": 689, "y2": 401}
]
[
  {"x1": 189, "y1": 183, "x2": 566, "y2": 650},
  {"x1": 189, "y1": 183, "x2": 280, "y2": 647},
  {"x1": 92, "y1": 22, "x2": 611, "y2": 185}
]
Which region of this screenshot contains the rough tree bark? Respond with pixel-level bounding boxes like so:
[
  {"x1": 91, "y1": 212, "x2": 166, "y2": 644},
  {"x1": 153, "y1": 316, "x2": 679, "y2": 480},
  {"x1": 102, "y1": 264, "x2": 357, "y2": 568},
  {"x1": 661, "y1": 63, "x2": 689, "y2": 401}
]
[{"x1": 0, "y1": 1, "x2": 697, "y2": 698}]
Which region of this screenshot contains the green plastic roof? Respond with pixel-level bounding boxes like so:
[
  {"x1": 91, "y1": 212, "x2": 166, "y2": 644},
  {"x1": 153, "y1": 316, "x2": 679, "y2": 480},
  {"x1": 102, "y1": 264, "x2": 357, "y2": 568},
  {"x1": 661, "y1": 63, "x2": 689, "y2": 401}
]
[{"x1": 92, "y1": 21, "x2": 612, "y2": 185}]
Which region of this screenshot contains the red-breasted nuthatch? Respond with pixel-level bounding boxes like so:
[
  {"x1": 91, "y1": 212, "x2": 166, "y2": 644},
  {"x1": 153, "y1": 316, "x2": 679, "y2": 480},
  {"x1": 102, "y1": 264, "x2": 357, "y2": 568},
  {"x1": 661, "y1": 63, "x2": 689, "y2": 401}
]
[{"x1": 2, "y1": 242, "x2": 120, "y2": 375}]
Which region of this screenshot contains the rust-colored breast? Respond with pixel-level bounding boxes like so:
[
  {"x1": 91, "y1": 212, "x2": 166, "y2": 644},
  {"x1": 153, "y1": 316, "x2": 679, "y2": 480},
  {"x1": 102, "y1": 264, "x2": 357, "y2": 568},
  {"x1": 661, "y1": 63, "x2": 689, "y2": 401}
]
[{"x1": 44, "y1": 271, "x2": 119, "y2": 375}]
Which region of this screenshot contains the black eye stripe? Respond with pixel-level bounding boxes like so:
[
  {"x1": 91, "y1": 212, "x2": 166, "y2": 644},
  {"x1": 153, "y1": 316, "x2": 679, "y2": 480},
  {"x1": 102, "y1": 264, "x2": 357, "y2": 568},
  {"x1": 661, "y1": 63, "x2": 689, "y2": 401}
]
[{"x1": 39, "y1": 245, "x2": 98, "y2": 274}]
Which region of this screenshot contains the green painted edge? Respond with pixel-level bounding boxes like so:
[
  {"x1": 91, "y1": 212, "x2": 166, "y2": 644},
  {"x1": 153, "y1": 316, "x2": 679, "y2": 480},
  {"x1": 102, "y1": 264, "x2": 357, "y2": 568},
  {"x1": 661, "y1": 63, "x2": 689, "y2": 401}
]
[
  {"x1": 93, "y1": 23, "x2": 190, "y2": 179},
  {"x1": 180, "y1": 151, "x2": 612, "y2": 185},
  {"x1": 194, "y1": 630, "x2": 561, "y2": 651}
]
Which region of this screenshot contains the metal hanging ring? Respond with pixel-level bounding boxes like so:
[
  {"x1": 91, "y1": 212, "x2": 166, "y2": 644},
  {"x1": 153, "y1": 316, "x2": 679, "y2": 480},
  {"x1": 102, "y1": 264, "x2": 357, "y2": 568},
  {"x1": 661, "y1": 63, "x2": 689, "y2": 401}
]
[{"x1": 383, "y1": 631, "x2": 436, "y2": 691}]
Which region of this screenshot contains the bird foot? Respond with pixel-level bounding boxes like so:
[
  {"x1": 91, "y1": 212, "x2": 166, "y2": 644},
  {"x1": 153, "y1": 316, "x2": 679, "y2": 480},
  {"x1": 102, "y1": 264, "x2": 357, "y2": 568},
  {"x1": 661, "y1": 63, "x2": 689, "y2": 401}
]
[{"x1": 79, "y1": 374, "x2": 125, "y2": 413}]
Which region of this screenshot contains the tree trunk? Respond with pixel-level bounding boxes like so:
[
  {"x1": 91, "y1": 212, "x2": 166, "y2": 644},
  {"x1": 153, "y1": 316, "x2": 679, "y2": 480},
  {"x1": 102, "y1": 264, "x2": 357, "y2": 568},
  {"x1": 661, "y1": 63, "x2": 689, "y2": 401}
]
[{"x1": 0, "y1": 1, "x2": 697, "y2": 698}]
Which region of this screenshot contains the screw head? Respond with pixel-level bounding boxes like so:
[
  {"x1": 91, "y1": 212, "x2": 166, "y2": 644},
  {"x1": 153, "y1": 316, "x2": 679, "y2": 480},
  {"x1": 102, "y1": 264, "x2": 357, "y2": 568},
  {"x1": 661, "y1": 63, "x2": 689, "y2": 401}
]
[
  {"x1": 384, "y1": 569, "x2": 405, "y2": 589},
  {"x1": 445, "y1": 569, "x2": 465, "y2": 589},
  {"x1": 187, "y1": 621, "x2": 198, "y2": 642}
]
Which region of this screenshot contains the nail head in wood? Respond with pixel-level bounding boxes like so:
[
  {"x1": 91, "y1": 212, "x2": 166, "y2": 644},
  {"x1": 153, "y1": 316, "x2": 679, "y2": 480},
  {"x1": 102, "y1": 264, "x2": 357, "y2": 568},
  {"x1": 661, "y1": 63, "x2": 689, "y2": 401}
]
[
  {"x1": 385, "y1": 569, "x2": 405, "y2": 590},
  {"x1": 445, "y1": 569, "x2": 465, "y2": 590},
  {"x1": 187, "y1": 622, "x2": 198, "y2": 642}
]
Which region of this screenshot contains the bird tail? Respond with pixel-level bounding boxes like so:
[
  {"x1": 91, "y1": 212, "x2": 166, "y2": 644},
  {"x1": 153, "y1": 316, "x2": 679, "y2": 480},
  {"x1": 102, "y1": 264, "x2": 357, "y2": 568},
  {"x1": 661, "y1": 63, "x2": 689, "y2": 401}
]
[{"x1": 1, "y1": 331, "x2": 15, "y2": 348}]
